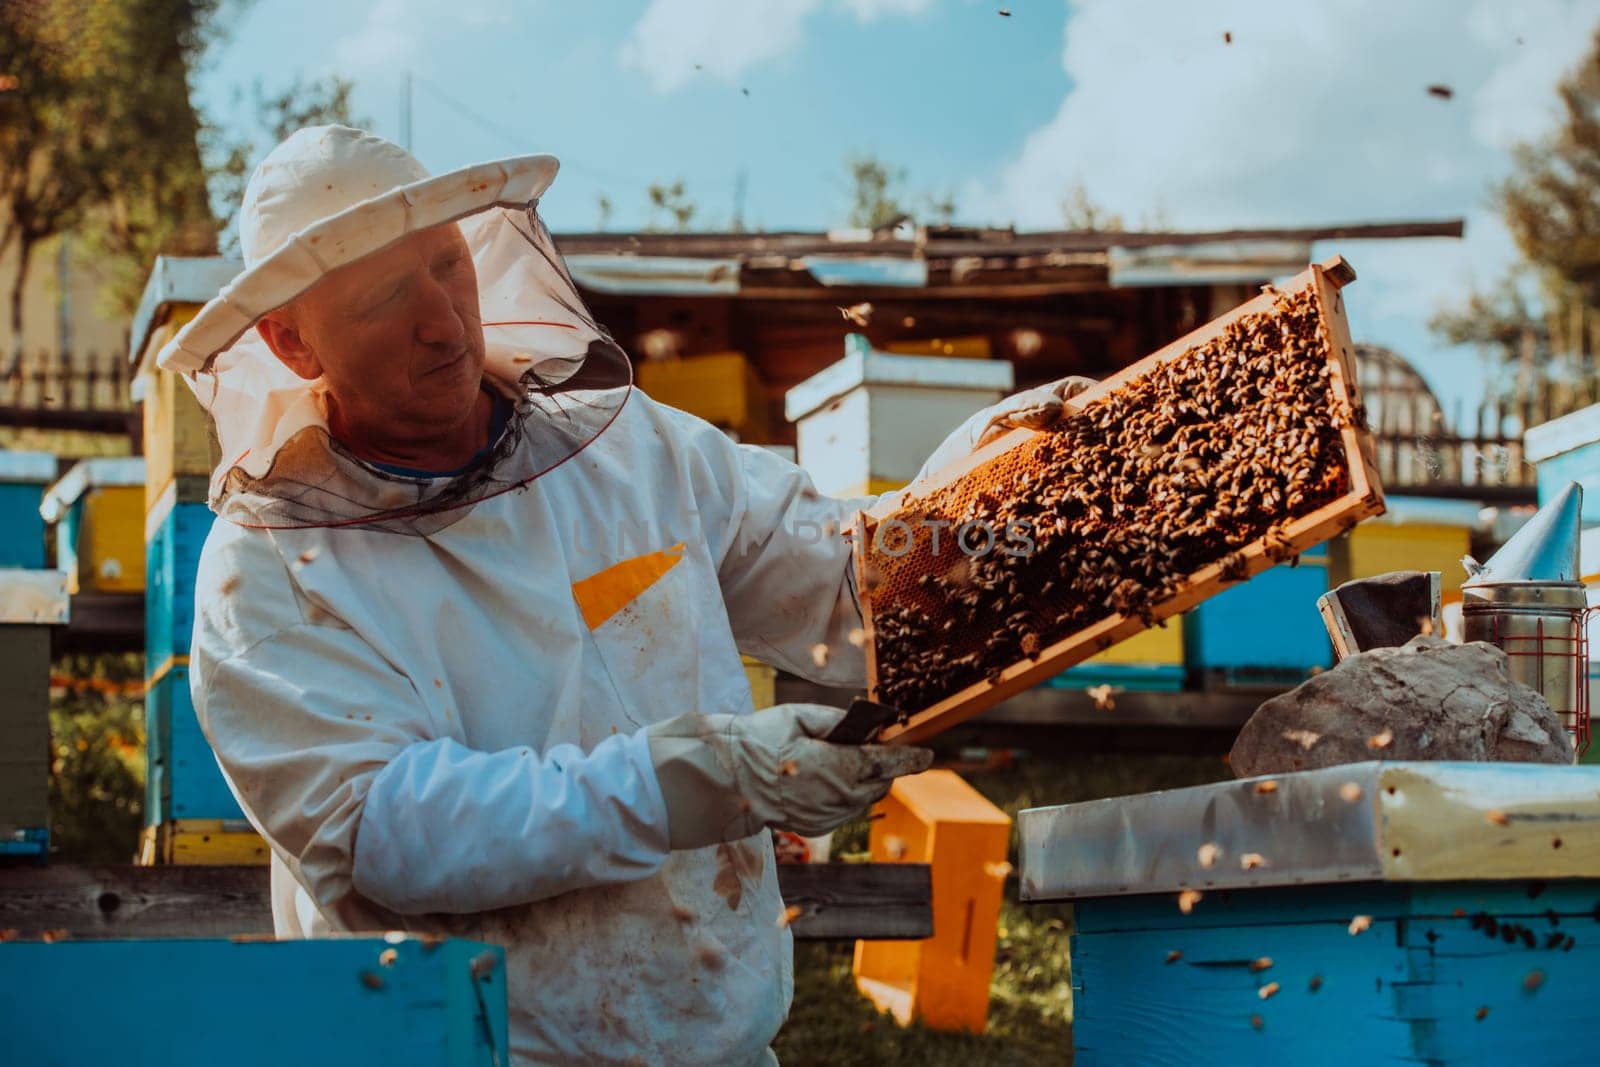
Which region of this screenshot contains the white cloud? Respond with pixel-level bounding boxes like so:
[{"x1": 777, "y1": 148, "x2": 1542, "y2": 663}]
[
  {"x1": 620, "y1": 0, "x2": 932, "y2": 92},
  {"x1": 963, "y1": 0, "x2": 1599, "y2": 421},
  {"x1": 333, "y1": 0, "x2": 515, "y2": 72},
  {"x1": 839, "y1": 0, "x2": 935, "y2": 20}
]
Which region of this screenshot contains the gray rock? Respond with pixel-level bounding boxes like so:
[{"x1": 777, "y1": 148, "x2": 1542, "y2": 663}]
[{"x1": 1230, "y1": 636, "x2": 1574, "y2": 777}]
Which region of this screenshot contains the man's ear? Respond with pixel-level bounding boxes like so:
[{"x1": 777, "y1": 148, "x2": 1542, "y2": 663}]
[{"x1": 256, "y1": 310, "x2": 323, "y2": 381}]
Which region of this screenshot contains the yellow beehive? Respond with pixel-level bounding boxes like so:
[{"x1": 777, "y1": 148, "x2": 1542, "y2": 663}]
[
  {"x1": 853, "y1": 769, "x2": 1011, "y2": 1033},
  {"x1": 883, "y1": 336, "x2": 992, "y2": 360},
  {"x1": 137, "y1": 819, "x2": 270, "y2": 866},
  {"x1": 39, "y1": 458, "x2": 147, "y2": 595},
  {"x1": 636, "y1": 351, "x2": 773, "y2": 443},
  {"x1": 140, "y1": 314, "x2": 216, "y2": 516},
  {"x1": 1329, "y1": 495, "x2": 1478, "y2": 596},
  {"x1": 130, "y1": 258, "x2": 239, "y2": 516},
  {"x1": 1087, "y1": 615, "x2": 1184, "y2": 665}
]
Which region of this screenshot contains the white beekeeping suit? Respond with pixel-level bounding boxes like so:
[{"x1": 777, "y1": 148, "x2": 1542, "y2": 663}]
[{"x1": 167, "y1": 126, "x2": 1053, "y2": 1066}]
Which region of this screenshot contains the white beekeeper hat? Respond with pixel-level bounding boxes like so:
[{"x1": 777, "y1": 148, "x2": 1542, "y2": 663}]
[
  {"x1": 157, "y1": 125, "x2": 559, "y2": 374},
  {"x1": 169, "y1": 125, "x2": 634, "y2": 534}
]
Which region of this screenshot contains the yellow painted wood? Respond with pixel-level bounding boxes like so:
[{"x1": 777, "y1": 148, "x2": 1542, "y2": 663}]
[
  {"x1": 1088, "y1": 615, "x2": 1183, "y2": 665},
  {"x1": 569, "y1": 543, "x2": 685, "y2": 630},
  {"x1": 139, "y1": 310, "x2": 215, "y2": 517},
  {"x1": 1376, "y1": 764, "x2": 1600, "y2": 881},
  {"x1": 635, "y1": 352, "x2": 772, "y2": 442},
  {"x1": 741, "y1": 655, "x2": 776, "y2": 709},
  {"x1": 76, "y1": 485, "x2": 146, "y2": 593},
  {"x1": 145, "y1": 655, "x2": 190, "y2": 689},
  {"x1": 883, "y1": 337, "x2": 992, "y2": 359},
  {"x1": 137, "y1": 821, "x2": 269, "y2": 866},
  {"x1": 853, "y1": 769, "x2": 1011, "y2": 1033},
  {"x1": 1331, "y1": 523, "x2": 1473, "y2": 595}
]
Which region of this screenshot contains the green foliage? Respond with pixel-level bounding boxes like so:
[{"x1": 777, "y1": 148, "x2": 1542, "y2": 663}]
[
  {"x1": 47, "y1": 653, "x2": 146, "y2": 864},
  {"x1": 1433, "y1": 28, "x2": 1600, "y2": 419},
  {"x1": 646, "y1": 180, "x2": 697, "y2": 232},
  {"x1": 202, "y1": 73, "x2": 366, "y2": 255},
  {"x1": 845, "y1": 154, "x2": 910, "y2": 231},
  {"x1": 0, "y1": 0, "x2": 223, "y2": 338},
  {"x1": 844, "y1": 154, "x2": 962, "y2": 231},
  {"x1": 1059, "y1": 179, "x2": 1124, "y2": 232}
]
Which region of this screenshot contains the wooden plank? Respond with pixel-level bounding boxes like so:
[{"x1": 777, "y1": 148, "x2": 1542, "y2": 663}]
[
  {"x1": 0, "y1": 864, "x2": 273, "y2": 940},
  {"x1": 0, "y1": 862, "x2": 933, "y2": 942},
  {"x1": 858, "y1": 256, "x2": 1385, "y2": 745},
  {"x1": 779, "y1": 862, "x2": 933, "y2": 941}
]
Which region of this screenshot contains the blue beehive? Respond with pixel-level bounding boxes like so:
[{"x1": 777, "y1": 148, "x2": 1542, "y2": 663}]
[
  {"x1": 1526, "y1": 402, "x2": 1600, "y2": 527},
  {"x1": 0, "y1": 451, "x2": 55, "y2": 569},
  {"x1": 0, "y1": 936, "x2": 510, "y2": 1065},
  {"x1": 145, "y1": 664, "x2": 243, "y2": 824},
  {"x1": 1183, "y1": 545, "x2": 1332, "y2": 686},
  {"x1": 1019, "y1": 762, "x2": 1600, "y2": 1067},
  {"x1": 144, "y1": 489, "x2": 214, "y2": 682}
]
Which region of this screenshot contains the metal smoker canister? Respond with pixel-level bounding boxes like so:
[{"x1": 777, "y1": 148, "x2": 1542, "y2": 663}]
[
  {"x1": 1462, "y1": 581, "x2": 1588, "y2": 741},
  {"x1": 1460, "y1": 481, "x2": 1590, "y2": 753}
]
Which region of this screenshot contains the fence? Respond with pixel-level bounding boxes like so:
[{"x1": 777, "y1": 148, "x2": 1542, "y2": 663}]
[{"x1": 0, "y1": 349, "x2": 134, "y2": 435}]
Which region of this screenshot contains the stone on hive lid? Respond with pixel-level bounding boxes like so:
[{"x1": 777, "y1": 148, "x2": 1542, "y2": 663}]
[{"x1": 1229, "y1": 636, "x2": 1572, "y2": 777}]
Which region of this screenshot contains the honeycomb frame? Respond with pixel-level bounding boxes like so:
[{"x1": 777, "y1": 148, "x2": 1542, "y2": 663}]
[{"x1": 856, "y1": 256, "x2": 1386, "y2": 744}]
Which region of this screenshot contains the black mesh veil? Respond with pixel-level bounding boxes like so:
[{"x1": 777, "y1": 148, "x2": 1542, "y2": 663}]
[{"x1": 187, "y1": 203, "x2": 632, "y2": 536}]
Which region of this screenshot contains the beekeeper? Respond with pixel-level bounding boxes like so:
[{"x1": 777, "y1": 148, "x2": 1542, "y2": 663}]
[{"x1": 172, "y1": 125, "x2": 1090, "y2": 1066}]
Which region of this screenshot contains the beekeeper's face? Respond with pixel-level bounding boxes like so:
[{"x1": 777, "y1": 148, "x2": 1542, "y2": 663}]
[{"x1": 257, "y1": 222, "x2": 487, "y2": 448}]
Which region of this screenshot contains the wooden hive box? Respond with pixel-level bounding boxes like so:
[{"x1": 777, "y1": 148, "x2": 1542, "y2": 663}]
[
  {"x1": 0, "y1": 937, "x2": 509, "y2": 1064},
  {"x1": 636, "y1": 350, "x2": 774, "y2": 442},
  {"x1": 856, "y1": 256, "x2": 1384, "y2": 744},
  {"x1": 40, "y1": 457, "x2": 148, "y2": 595},
  {"x1": 1017, "y1": 762, "x2": 1600, "y2": 1066}
]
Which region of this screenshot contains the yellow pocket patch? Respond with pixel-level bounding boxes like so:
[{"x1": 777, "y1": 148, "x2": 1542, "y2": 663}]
[{"x1": 571, "y1": 543, "x2": 686, "y2": 630}]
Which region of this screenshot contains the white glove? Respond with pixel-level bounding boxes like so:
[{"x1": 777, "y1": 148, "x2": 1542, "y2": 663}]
[
  {"x1": 973, "y1": 375, "x2": 1097, "y2": 449},
  {"x1": 644, "y1": 704, "x2": 933, "y2": 850},
  {"x1": 912, "y1": 375, "x2": 1098, "y2": 483}
]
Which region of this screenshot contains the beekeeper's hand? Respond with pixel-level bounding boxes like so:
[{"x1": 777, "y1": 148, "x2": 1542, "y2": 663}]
[
  {"x1": 911, "y1": 374, "x2": 1098, "y2": 484},
  {"x1": 644, "y1": 704, "x2": 933, "y2": 850},
  {"x1": 974, "y1": 375, "x2": 1098, "y2": 449}
]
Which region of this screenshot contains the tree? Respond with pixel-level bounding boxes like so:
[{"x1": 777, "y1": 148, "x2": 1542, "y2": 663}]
[
  {"x1": 0, "y1": 0, "x2": 222, "y2": 355},
  {"x1": 1059, "y1": 179, "x2": 1124, "y2": 232},
  {"x1": 1432, "y1": 29, "x2": 1600, "y2": 420},
  {"x1": 845, "y1": 154, "x2": 909, "y2": 230},
  {"x1": 646, "y1": 180, "x2": 697, "y2": 232}
]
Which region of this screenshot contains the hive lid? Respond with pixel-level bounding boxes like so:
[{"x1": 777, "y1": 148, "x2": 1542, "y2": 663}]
[
  {"x1": 1462, "y1": 481, "x2": 1582, "y2": 585},
  {"x1": 1017, "y1": 761, "x2": 1600, "y2": 901},
  {"x1": 783, "y1": 335, "x2": 1014, "y2": 422}
]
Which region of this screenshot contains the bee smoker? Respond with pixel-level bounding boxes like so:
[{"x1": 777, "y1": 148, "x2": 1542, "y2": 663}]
[{"x1": 1461, "y1": 482, "x2": 1592, "y2": 754}]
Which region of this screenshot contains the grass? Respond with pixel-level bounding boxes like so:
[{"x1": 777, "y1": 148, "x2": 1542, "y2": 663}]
[{"x1": 773, "y1": 750, "x2": 1229, "y2": 1065}]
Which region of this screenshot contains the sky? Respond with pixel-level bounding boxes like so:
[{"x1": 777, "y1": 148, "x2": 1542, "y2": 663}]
[{"x1": 193, "y1": 0, "x2": 1600, "y2": 425}]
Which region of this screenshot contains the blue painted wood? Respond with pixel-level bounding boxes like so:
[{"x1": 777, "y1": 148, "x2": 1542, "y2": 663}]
[
  {"x1": 145, "y1": 666, "x2": 244, "y2": 823},
  {"x1": 1183, "y1": 552, "x2": 1332, "y2": 677},
  {"x1": 1535, "y1": 442, "x2": 1600, "y2": 524},
  {"x1": 0, "y1": 827, "x2": 47, "y2": 861},
  {"x1": 1070, "y1": 880, "x2": 1600, "y2": 1066},
  {"x1": 54, "y1": 498, "x2": 84, "y2": 584},
  {"x1": 145, "y1": 501, "x2": 214, "y2": 677},
  {"x1": 0, "y1": 937, "x2": 509, "y2": 1065},
  {"x1": 0, "y1": 483, "x2": 47, "y2": 569},
  {"x1": 1046, "y1": 663, "x2": 1185, "y2": 692}
]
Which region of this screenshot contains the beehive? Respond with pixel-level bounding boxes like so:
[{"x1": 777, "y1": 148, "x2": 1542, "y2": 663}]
[{"x1": 858, "y1": 257, "x2": 1383, "y2": 743}]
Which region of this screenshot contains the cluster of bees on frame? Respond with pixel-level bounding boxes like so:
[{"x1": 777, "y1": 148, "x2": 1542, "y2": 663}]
[{"x1": 867, "y1": 285, "x2": 1355, "y2": 712}]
